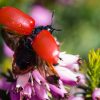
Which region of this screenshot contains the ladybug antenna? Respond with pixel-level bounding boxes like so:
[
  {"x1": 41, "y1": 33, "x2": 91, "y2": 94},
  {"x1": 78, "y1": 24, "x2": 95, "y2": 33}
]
[
  {"x1": 49, "y1": 10, "x2": 62, "y2": 33},
  {"x1": 51, "y1": 10, "x2": 55, "y2": 26},
  {"x1": 51, "y1": 11, "x2": 62, "y2": 32}
]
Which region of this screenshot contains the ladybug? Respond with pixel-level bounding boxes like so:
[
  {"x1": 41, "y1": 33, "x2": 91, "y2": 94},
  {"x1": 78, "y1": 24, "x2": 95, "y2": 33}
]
[{"x1": 0, "y1": 6, "x2": 60, "y2": 75}]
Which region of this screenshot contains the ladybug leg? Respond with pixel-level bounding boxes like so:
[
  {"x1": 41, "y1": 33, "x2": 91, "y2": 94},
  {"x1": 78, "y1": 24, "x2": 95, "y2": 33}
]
[{"x1": 46, "y1": 62, "x2": 59, "y2": 77}]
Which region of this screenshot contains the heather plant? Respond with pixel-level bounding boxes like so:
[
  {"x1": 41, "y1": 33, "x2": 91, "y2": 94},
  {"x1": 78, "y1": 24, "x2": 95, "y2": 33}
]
[{"x1": 0, "y1": 0, "x2": 100, "y2": 100}]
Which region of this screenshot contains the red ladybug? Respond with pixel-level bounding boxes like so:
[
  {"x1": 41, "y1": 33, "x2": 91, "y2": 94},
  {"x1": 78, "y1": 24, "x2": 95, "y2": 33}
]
[{"x1": 0, "y1": 6, "x2": 59, "y2": 74}]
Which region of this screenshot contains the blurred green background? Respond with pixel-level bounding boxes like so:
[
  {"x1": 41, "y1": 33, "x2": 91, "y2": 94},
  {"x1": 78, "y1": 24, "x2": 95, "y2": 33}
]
[{"x1": 0, "y1": 0, "x2": 100, "y2": 71}]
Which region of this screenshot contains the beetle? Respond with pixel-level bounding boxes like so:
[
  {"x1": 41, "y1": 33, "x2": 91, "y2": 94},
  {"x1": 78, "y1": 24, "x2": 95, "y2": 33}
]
[{"x1": 0, "y1": 6, "x2": 60, "y2": 75}]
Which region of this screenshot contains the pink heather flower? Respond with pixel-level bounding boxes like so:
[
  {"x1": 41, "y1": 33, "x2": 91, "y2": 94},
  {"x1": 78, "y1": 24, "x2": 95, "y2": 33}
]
[
  {"x1": 0, "y1": 73, "x2": 20, "y2": 100},
  {"x1": 0, "y1": 78, "x2": 12, "y2": 90},
  {"x1": 34, "y1": 81, "x2": 49, "y2": 100},
  {"x1": 0, "y1": 52, "x2": 81, "y2": 99},
  {"x1": 92, "y1": 88, "x2": 100, "y2": 100},
  {"x1": 55, "y1": 66, "x2": 79, "y2": 86},
  {"x1": 68, "y1": 64, "x2": 80, "y2": 72},
  {"x1": 3, "y1": 42, "x2": 14, "y2": 58},
  {"x1": 30, "y1": 95, "x2": 41, "y2": 100},
  {"x1": 30, "y1": 5, "x2": 52, "y2": 26},
  {"x1": 10, "y1": 91, "x2": 20, "y2": 100},
  {"x1": 17, "y1": 68, "x2": 69, "y2": 99},
  {"x1": 32, "y1": 69, "x2": 46, "y2": 84},
  {"x1": 15, "y1": 69, "x2": 69, "y2": 99},
  {"x1": 0, "y1": 68, "x2": 68, "y2": 99},
  {"x1": 22, "y1": 83, "x2": 32, "y2": 98},
  {"x1": 70, "y1": 87, "x2": 85, "y2": 97},
  {"x1": 59, "y1": 52, "x2": 80, "y2": 72},
  {"x1": 76, "y1": 73, "x2": 86, "y2": 86},
  {"x1": 49, "y1": 80, "x2": 68, "y2": 98},
  {"x1": 16, "y1": 72, "x2": 31, "y2": 89}
]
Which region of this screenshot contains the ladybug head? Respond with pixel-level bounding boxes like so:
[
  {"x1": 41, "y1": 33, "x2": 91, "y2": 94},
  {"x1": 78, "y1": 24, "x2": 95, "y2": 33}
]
[
  {"x1": 44, "y1": 25, "x2": 55, "y2": 33},
  {"x1": 44, "y1": 25, "x2": 61, "y2": 34}
]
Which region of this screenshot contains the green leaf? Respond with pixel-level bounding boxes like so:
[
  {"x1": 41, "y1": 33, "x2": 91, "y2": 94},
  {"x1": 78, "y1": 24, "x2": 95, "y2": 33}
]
[{"x1": 87, "y1": 49, "x2": 100, "y2": 92}]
